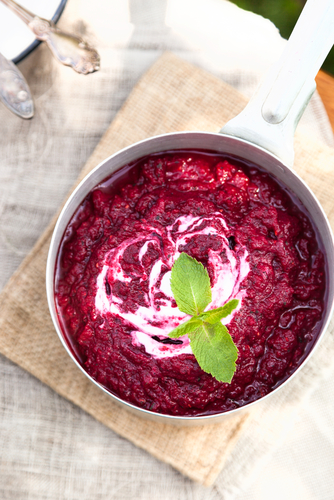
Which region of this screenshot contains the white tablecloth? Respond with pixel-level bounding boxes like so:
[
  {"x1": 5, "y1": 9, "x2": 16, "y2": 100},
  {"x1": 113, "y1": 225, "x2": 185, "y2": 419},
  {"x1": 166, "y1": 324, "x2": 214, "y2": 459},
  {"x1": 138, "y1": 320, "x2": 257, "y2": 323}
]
[{"x1": 0, "y1": 1, "x2": 333, "y2": 499}]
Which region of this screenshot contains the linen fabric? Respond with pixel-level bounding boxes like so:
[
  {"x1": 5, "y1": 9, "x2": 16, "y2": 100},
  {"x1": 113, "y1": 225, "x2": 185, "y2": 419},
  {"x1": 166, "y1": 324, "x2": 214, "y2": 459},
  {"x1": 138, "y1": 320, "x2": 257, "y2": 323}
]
[{"x1": 1, "y1": 50, "x2": 334, "y2": 488}]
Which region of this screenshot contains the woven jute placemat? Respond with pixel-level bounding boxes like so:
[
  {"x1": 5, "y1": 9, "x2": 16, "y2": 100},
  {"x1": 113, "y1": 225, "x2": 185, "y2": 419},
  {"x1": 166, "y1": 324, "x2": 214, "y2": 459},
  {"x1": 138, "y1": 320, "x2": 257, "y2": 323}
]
[{"x1": 0, "y1": 52, "x2": 333, "y2": 486}]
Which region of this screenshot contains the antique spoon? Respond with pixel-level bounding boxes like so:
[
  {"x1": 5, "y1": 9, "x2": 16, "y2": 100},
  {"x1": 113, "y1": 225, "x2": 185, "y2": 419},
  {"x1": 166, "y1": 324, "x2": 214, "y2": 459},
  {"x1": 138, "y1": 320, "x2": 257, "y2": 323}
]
[
  {"x1": 0, "y1": 0, "x2": 100, "y2": 75},
  {"x1": 0, "y1": 51, "x2": 34, "y2": 118}
]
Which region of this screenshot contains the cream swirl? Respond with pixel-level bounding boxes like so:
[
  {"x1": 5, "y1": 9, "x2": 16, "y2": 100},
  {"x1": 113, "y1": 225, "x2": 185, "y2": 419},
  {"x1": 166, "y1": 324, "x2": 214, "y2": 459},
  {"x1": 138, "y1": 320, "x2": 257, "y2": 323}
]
[{"x1": 95, "y1": 213, "x2": 249, "y2": 358}]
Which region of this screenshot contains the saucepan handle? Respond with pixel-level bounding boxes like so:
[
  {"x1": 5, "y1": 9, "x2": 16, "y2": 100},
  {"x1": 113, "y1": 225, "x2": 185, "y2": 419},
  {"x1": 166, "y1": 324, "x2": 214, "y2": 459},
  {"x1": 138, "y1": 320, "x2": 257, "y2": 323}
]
[{"x1": 221, "y1": 0, "x2": 334, "y2": 167}]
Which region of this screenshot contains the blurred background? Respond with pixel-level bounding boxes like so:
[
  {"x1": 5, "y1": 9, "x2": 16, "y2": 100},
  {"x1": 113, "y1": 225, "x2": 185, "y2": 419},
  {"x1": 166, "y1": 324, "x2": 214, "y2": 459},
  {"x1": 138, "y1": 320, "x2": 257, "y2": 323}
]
[{"x1": 231, "y1": 0, "x2": 334, "y2": 74}]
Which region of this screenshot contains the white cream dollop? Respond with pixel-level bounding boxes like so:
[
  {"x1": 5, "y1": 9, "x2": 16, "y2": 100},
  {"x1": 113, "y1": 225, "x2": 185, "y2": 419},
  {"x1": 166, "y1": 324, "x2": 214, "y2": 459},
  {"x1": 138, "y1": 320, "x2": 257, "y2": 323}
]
[{"x1": 95, "y1": 214, "x2": 249, "y2": 359}]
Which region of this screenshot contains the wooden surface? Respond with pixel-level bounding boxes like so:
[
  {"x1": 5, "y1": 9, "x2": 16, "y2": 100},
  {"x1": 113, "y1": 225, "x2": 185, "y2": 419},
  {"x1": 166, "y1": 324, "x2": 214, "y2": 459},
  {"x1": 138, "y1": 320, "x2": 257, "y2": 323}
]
[{"x1": 316, "y1": 70, "x2": 334, "y2": 134}]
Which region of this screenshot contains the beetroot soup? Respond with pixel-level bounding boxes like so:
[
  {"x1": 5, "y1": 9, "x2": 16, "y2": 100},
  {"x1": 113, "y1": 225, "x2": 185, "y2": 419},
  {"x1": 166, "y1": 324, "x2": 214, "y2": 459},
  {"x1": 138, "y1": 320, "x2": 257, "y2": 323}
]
[{"x1": 54, "y1": 150, "x2": 326, "y2": 416}]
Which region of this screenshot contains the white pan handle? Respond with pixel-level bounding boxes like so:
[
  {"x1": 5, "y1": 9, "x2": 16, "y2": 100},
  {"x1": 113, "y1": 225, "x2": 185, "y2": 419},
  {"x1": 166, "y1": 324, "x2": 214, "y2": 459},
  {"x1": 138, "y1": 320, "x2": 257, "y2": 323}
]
[{"x1": 221, "y1": 0, "x2": 334, "y2": 167}]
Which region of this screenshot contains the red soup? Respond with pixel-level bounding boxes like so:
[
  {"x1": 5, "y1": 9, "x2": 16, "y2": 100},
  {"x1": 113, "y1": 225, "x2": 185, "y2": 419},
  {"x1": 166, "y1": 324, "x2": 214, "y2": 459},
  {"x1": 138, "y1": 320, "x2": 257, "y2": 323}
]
[{"x1": 54, "y1": 150, "x2": 326, "y2": 416}]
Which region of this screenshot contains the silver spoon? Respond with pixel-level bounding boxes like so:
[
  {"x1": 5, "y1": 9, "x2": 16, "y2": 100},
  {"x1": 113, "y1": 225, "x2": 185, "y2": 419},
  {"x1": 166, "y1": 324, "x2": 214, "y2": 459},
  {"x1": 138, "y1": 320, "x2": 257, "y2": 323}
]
[
  {"x1": 0, "y1": 0, "x2": 100, "y2": 75},
  {"x1": 0, "y1": 51, "x2": 34, "y2": 118}
]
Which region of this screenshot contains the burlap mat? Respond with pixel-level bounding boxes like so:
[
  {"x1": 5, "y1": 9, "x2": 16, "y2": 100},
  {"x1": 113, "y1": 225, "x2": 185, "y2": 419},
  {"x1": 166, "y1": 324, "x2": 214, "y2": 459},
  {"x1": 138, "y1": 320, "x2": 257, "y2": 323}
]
[{"x1": 0, "y1": 52, "x2": 333, "y2": 487}]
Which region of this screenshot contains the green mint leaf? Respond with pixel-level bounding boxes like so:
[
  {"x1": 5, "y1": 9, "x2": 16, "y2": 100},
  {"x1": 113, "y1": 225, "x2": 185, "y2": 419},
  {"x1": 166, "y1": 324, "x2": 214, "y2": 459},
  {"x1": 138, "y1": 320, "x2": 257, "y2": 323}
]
[
  {"x1": 188, "y1": 322, "x2": 238, "y2": 383},
  {"x1": 168, "y1": 252, "x2": 239, "y2": 383},
  {"x1": 170, "y1": 253, "x2": 211, "y2": 315},
  {"x1": 199, "y1": 299, "x2": 239, "y2": 324},
  {"x1": 168, "y1": 316, "x2": 203, "y2": 338}
]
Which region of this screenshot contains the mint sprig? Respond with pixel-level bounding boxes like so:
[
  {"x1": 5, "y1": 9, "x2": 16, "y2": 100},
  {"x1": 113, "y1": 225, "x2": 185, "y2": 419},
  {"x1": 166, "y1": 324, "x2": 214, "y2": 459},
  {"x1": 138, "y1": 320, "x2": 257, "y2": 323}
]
[{"x1": 168, "y1": 253, "x2": 238, "y2": 383}]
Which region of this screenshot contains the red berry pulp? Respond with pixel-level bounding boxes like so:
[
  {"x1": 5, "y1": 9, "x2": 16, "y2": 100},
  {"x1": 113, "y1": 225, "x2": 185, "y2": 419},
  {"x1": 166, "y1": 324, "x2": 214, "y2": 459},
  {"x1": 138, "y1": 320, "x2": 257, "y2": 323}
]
[{"x1": 54, "y1": 150, "x2": 326, "y2": 416}]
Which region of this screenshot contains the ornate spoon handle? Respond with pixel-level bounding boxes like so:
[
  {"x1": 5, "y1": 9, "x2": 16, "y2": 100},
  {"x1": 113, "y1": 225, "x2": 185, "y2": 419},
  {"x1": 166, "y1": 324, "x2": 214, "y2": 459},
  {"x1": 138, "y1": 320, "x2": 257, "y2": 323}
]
[
  {"x1": 0, "y1": 0, "x2": 100, "y2": 75},
  {"x1": 0, "y1": 51, "x2": 34, "y2": 118}
]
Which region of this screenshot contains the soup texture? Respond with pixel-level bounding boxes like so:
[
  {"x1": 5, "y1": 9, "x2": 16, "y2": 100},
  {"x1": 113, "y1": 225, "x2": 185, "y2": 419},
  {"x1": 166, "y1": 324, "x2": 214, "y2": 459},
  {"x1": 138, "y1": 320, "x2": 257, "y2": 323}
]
[{"x1": 55, "y1": 150, "x2": 326, "y2": 416}]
